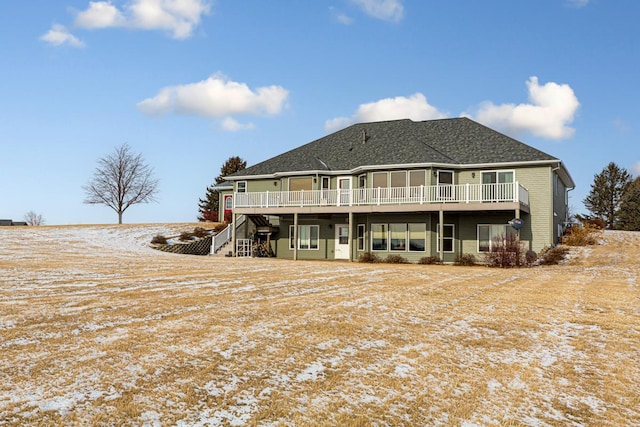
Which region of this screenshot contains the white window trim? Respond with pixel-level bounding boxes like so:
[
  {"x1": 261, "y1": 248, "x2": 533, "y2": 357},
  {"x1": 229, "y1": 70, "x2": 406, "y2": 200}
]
[
  {"x1": 408, "y1": 223, "x2": 427, "y2": 252},
  {"x1": 480, "y1": 169, "x2": 516, "y2": 183},
  {"x1": 371, "y1": 223, "x2": 388, "y2": 252},
  {"x1": 357, "y1": 224, "x2": 366, "y2": 251},
  {"x1": 236, "y1": 181, "x2": 247, "y2": 193},
  {"x1": 358, "y1": 174, "x2": 367, "y2": 188},
  {"x1": 289, "y1": 225, "x2": 320, "y2": 250},
  {"x1": 371, "y1": 171, "x2": 389, "y2": 189},
  {"x1": 436, "y1": 224, "x2": 455, "y2": 253},
  {"x1": 477, "y1": 224, "x2": 515, "y2": 252},
  {"x1": 389, "y1": 223, "x2": 408, "y2": 252},
  {"x1": 437, "y1": 170, "x2": 454, "y2": 185}
]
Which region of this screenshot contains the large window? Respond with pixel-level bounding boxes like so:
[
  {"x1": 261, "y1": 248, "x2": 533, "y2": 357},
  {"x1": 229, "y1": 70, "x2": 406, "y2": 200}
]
[
  {"x1": 357, "y1": 224, "x2": 366, "y2": 251},
  {"x1": 370, "y1": 223, "x2": 426, "y2": 252},
  {"x1": 408, "y1": 223, "x2": 426, "y2": 252},
  {"x1": 389, "y1": 224, "x2": 407, "y2": 251},
  {"x1": 289, "y1": 177, "x2": 313, "y2": 191},
  {"x1": 481, "y1": 170, "x2": 515, "y2": 201},
  {"x1": 478, "y1": 224, "x2": 515, "y2": 252},
  {"x1": 289, "y1": 225, "x2": 319, "y2": 250},
  {"x1": 371, "y1": 224, "x2": 388, "y2": 251},
  {"x1": 372, "y1": 172, "x2": 388, "y2": 188},
  {"x1": 436, "y1": 224, "x2": 455, "y2": 253},
  {"x1": 409, "y1": 170, "x2": 426, "y2": 187},
  {"x1": 390, "y1": 171, "x2": 407, "y2": 188}
]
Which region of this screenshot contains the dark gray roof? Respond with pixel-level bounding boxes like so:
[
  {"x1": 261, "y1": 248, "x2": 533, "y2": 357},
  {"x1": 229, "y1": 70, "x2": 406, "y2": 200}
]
[{"x1": 229, "y1": 118, "x2": 559, "y2": 178}]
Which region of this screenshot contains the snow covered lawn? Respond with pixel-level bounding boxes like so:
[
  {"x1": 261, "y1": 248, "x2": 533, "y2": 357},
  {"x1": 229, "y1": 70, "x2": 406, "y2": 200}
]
[{"x1": 1, "y1": 225, "x2": 638, "y2": 426}]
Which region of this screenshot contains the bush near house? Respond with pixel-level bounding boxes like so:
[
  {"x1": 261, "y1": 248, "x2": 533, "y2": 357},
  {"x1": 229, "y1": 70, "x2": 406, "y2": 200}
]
[
  {"x1": 151, "y1": 235, "x2": 168, "y2": 245},
  {"x1": 384, "y1": 255, "x2": 410, "y2": 264},
  {"x1": 358, "y1": 252, "x2": 381, "y2": 263},
  {"x1": 537, "y1": 246, "x2": 570, "y2": 265},
  {"x1": 562, "y1": 223, "x2": 602, "y2": 246},
  {"x1": 485, "y1": 234, "x2": 527, "y2": 268},
  {"x1": 454, "y1": 253, "x2": 477, "y2": 266},
  {"x1": 418, "y1": 256, "x2": 443, "y2": 265}
]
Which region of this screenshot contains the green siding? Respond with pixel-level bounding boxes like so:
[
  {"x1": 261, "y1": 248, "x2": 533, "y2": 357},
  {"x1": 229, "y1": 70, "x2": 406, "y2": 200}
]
[{"x1": 515, "y1": 166, "x2": 553, "y2": 252}]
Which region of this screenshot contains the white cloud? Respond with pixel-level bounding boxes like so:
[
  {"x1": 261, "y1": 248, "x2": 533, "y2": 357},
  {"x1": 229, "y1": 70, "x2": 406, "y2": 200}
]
[
  {"x1": 567, "y1": 0, "x2": 589, "y2": 8},
  {"x1": 468, "y1": 76, "x2": 580, "y2": 140},
  {"x1": 220, "y1": 117, "x2": 255, "y2": 132},
  {"x1": 40, "y1": 24, "x2": 85, "y2": 48},
  {"x1": 631, "y1": 161, "x2": 640, "y2": 177},
  {"x1": 325, "y1": 93, "x2": 446, "y2": 132},
  {"x1": 74, "y1": 0, "x2": 211, "y2": 39},
  {"x1": 351, "y1": 0, "x2": 404, "y2": 22},
  {"x1": 329, "y1": 7, "x2": 353, "y2": 25},
  {"x1": 137, "y1": 74, "x2": 289, "y2": 130},
  {"x1": 75, "y1": 1, "x2": 125, "y2": 28}
]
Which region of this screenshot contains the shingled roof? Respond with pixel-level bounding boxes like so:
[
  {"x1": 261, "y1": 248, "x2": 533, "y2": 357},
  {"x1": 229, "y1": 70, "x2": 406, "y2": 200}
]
[{"x1": 227, "y1": 117, "x2": 559, "y2": 179}]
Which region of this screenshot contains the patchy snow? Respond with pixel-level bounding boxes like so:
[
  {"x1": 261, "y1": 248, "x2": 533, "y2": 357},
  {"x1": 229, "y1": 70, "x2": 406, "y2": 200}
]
[{"x1": 1, "y1": 225, "x2": 639, "y2": 425}]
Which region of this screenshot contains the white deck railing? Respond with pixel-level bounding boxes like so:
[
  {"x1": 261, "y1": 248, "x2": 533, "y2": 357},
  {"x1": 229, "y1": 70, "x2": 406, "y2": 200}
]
[{"x1": 234, "y1": 182, "x2": 528, "y2": 209}]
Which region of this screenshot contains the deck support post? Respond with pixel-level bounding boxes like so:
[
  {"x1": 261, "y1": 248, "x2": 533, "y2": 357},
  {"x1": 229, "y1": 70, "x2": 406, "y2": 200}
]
[
  {"x1": 293, "y1": 212, "x2": 298, "y2": 261},
  {"x1": 231, "y1": 212, "x2": 236, "y2": 257},
  {"x1": 439, "y1": 207, "x2": 444, "y2": 262},
  {"x1": 348, "y1": 211, "x2": 354, "y2": 262}
]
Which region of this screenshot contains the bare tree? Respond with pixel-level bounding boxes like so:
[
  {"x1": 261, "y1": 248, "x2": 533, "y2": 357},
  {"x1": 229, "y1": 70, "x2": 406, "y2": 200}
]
[
  {"x1": 83, "y1": 144, "x2": 159, "y2": 224},
  {"x1": 24, "y1": 211, "x2": 44, "y2": 226}
]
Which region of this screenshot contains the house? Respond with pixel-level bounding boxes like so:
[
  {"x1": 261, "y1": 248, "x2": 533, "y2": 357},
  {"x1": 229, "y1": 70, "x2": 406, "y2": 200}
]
[
  {"x1": 0, "y1": 219, "x2": 27, "y2": 226},
  {"x1": 218, "y1": 117, "x2": 574, "y2": 262}
]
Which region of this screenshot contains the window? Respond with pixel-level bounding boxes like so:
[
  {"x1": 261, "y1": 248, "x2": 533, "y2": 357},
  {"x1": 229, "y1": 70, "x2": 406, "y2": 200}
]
[
  {"x1": 372, "y1": 172, "x2": 388, "y2": 188},
  {"x1": 409, "y1": 170, "x2": 426, "y2": 187},
  {"x1": 289, "y1": 177, "x2": 313, "y2": 191},
  {"x1": 438, "y1": 170, "x2": 454, "y2": 199},
  {"x1": 358, "y1": 174, "x2": 367, "y2": 188},
  {"x1": 482, "y1": 170, "x2": 514, "y2": 185},
  {"x1": 371, "y1": 224, "x2": 388, "y2": 251},
  {"x1": 390, "y1": 171, "x2": 407, "y2": 188},
  {"x1": 357, "y1": 224, "x2": 366, "y2": 251},
  {"x1": 389, "y1": 224, "x2": 407, "y2": 251},
  {"x1": 225, "y1": 196, "x2": 233, "y2": 209},
  {"x1": 481, "y1": 170, "x2": 515, "y2": 201},
  {"x1": 289, "y1": 225, "x2": 319, "y2": 250},
  {"x1": 436, "y1": 224, "x2": 455, "y2": 253},
  {"x1": 477, "y1": 224, "x2": 515, "y2": 252},
  {"x1": 321, "y1": 176, "x2": 330, "y2": 191},
  {"x1": 408, "y1": 223, "x2": 426, "y2": 252},
  {"x1": 236, "y1": 181, "x2": 247, "y2": 193},
  {"x1": 437, "y1": 170, "x2": 453, "y2": 185}
]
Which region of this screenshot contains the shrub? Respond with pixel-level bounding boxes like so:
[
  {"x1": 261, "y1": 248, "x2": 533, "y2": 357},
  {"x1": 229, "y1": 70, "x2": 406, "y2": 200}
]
[
  {"x1": 525, "y1": 250, "x2": 538, "y2": 266},
  {"x1": 562, "y1": 223, "x2": 602, "y2": 246},
  {"x1": 384, "y1": 254, "x2": 410, "y2": 264},
  {"x1": 418, "y1": 256, "x2": 442, "y2": 265},
  {"x1": 213, "y1": 223, "x2": 228, "y2": 233},
  {"x1": 358, "y1": 252, "x2": 381, "y2": 263},
  {"x1": 454, "y1": 253, "x2": 476, "y2": 266},
  {"x1": 151, "y1": 234, "x2": 167, "y2": 245},
  {"x1": 583, "y1": 218, "x2": 606, "y2": 230},
  {"x1": 192, "y1": 227, "x2": 209, "y2": 238},
  {"x1": 178, "y1": 231, "x2": 194, "y2": 242},
  {"x1": 537, "y1": 246, "x2": 569, "y2": 265},
  {"x1": 484, "y1": 233, "x2": 526, "y2": 268}
]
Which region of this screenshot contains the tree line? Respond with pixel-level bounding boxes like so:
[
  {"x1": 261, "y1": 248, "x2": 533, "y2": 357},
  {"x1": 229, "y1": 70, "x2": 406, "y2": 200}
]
[{"x1": 583, "y1": 162, "x2": 640, "y2": 230}]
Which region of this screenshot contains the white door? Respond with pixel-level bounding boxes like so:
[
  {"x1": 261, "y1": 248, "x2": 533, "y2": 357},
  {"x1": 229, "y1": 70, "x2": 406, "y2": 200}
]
[
  {"x1": 338, "y1": 177, "x2": 351, "y2": 206},
  {"x1": 335, "y1": 224, "x2": 350, "y2": 260}
]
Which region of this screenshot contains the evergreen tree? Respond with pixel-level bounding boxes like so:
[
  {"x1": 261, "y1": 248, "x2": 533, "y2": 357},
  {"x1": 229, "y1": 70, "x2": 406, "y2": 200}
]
[
  {"x1": 583, "y1": 162, "x2": 632, "y2": 229},
  {"x1": 197, "y1": 156, "x2": 247, "y2": 222},
  {"x1": 618, "y1": 176, "x2": 640, "y2": 231}
]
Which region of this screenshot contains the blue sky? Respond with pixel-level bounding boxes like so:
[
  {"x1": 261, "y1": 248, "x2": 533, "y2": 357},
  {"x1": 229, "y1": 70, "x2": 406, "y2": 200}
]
[{"x1": 1, "y1": 0, "x2": 638, "y2": 225}]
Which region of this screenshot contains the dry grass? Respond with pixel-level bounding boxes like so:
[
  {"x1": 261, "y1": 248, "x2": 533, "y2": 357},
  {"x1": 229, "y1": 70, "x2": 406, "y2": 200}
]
[{"x1": 1, "y1": 225, "x2": 638, "y2": 426}]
